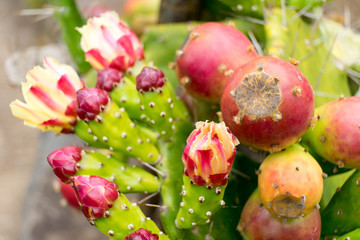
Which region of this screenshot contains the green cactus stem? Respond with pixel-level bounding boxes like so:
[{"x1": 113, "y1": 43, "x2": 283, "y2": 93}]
[
  {"x1": 321, "y1": 170, "x2": 360, "y2": 236},
  {"x1": 157, "y1": 121, "x2": 209, "y2": 240},
  {"x1": 176, "y1": 175, "x2": 227, "y2": 229},
  {"x1": 76, "y1": 150, "x2": 160, "y2": 193},
  {"x1": 94, "y1": 193, "x2": 169, "y2": 239},
  {"x1": 75, "y1": 88, "x2": 160, "y2": 163}
]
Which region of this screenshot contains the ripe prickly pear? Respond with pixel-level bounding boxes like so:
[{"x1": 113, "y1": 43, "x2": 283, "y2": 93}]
[
  {"x1": 176, "y1": 121, "x2": 239, "y2": 228},
  {"x1": 257, "y1": 144, "x2": 323, "y2": 218},
  {"x1": 302, "y1": 96, "x2": 360, "y2": 169},
  {"x1": 238, "y1": 189, "x2": 321, "y2": 240},
  {"x1": 175, "y1": 22, "x2": 258, "y2": 102},
  {"x1": 221, "y1": 56, "x2": 314, "y2": 152}
]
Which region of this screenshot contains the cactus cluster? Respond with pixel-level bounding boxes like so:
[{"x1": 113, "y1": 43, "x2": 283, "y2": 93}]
[{"x1": 9, "y1": 0, "x2": 360, "y2": 239}]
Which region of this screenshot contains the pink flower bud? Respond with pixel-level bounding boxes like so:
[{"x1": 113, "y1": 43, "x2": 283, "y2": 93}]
[
  {"x1": 136, "y1": 67, "x2": 166, "y2": 93},
  {"x1": 96, "y1": 68, "x2": 124, "y2": 92},
  {"x1": 57, "y1": 178, "x2": 81, "y2": 209},
  {"x1": 72, "y1": 175, "x2": 119, "y2": 220},
  {"x1": 47, "y1": 146, "x2": 82, "y2": 182},
  {"x1": 77, "y1": 88, "x2": 109, "y2": 121},
  {"x1": 125, "y1": 228, "x2": 159, "y2": 240},
  {"x1": 10, "y1": 57, "x2": 84, "y2": 133},
  {"x1": 77, "y1": 11, "x2": 144, "y2": 72},
  {"x1": 182, "y1": 122, "x2": 239, "y2": 187}
]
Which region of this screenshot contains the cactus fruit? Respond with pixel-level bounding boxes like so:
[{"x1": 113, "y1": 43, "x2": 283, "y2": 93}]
[
  {"x1": 175, "y1": 22, "x2": 259, "y2": 102},
  {"x1": 238, "y1": 189, "x2": 321, "y2": 240},
  {"x1": 72, "y1": 175, "x2": 169, "y2": 239},
  {"x1": 47, "y1": 146, "x2": 160, "y2": 193},
  {"x1": 221, "y1": 56, "x2": 314, "y2": 152},
  {"x1": 257, "y1": 144, "x2": 323, "y2": 218},
  {"x1": 176, "y1": 121, "x2": 239, "y2": 228},
  {"x1": 302, "y1": 97, "x2": 360, "y2": 169}
]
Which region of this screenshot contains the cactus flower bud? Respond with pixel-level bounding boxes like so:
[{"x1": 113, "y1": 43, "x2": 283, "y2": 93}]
[
  {"x1": 125, "y1": 228, "x2": 159, "y2": 240},
  {"x1": 136, "y1": 67, "x2": 166, "y2": 93},
  {"x1": 77, "y1": 88, "x2": 109, "y2": 121},
  {"x1": 96, "y1": 68, "x2": 124, "y2": 92},
  {"x1": 77, "y1": 11, "x2": 144, "y2": 72},
  {"x1": 47, "y1": 146, "x2": 82, "y2": 182},
  {"x1": 9, "y1": 57, "x2": 84, "y2": 133},
  {"x1": 72, "y1": 175, "x2": 119, "y2": 220},
  {"x1": 182, "y1": 121, "x2": 239, "y2": 187}
]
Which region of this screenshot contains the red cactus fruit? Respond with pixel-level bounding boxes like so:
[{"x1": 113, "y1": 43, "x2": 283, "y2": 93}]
[
  {"x1": 96, "y1": 68, "x2": 124, "y2": 92},
  {"x1": 57, "y1": 178, "x2": 81, "y2": 209},
  {"x1": 182, "y1": 121, "x2": 239, "y2": 187},
  {"x1": 303, "y1": 96, "x2": 360, "y2": 169},
  {"x1": 136, "y1": 67, "x2": 166, "y2": 93},
  {"x1": 77, "y1": 88, "x2": 109, "y2": 121},
  {"x1": 257, "y1": 145, "x2": 323, "y2": 218},
  {"x1": 47, "y1": 146, "x2": 82, "y2": 182},
  {"x1": 175, "y1": 22, "x2": 258, "y2": 102},
  {"x1": 238, "y1": 189, "x2": 321, "y2": 240},
  {"x1": 72, "y1": 175, "x2": 119, "y2": 220},
  {"x1": 221, "y1": 56, "x2": 314, "y2": 152},
  {"x1": 125, "y1": 228, "x2": 159, "y2": 240}
]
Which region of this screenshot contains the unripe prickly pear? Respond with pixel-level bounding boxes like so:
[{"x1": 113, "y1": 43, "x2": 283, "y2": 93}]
[
  {"x1": 176, "y1": 121, "x2": 239, "y2": 228},
  {"x1": 302, "y1": 96, "x2": 360, "y2": 169},
  {"x1": 221, "y1": 56, "x2": 314, "y2": 152},
  {"x1": 175, "y1": 22, "x2": 258, "y2": 102},
  {"x1": 257, "y1": 144, "x2": 323, "y2": 218},
  {"x1": 238, "y1": 189, "x2": 321, "y2": 240}
]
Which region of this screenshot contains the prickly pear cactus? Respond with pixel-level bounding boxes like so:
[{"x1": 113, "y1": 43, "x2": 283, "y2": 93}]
[{"x1": 9, "y1": 0, "x2": 360, "y2": 239}]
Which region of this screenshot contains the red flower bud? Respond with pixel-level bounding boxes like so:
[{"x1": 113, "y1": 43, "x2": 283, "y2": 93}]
[
  {"x1": 182, "y1": 122, "x2": 239, "y2": 187},
  {"x1": 96, "y1": 68, "x2": 124, "y2": 92},
  {"x1": 72, "y1": 175, "x2": 119, "y2": 220},
  {"x1": 47, "y1": 146, "x2": 82, "y2": 182},
  {"x1": 125, "y1": 228, "x2": 159, "y2": 240},
  {"x1": 136, "y1": 67, "x2": 166, "y2": 93},
  {"x1": 77, "y1": 88, "x2": 109, "y2": 121}
]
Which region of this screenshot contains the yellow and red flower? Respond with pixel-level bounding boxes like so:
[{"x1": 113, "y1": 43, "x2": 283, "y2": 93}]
[
  {"x1": 182, "y1": 121, "x2": 239, "y2": 187},
  {"x1": 77, "y1": 11, "x2": 144, "y2": 72},
  {"x1": 9, "y1": 57, "x2": 84, "y2": 133}
]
